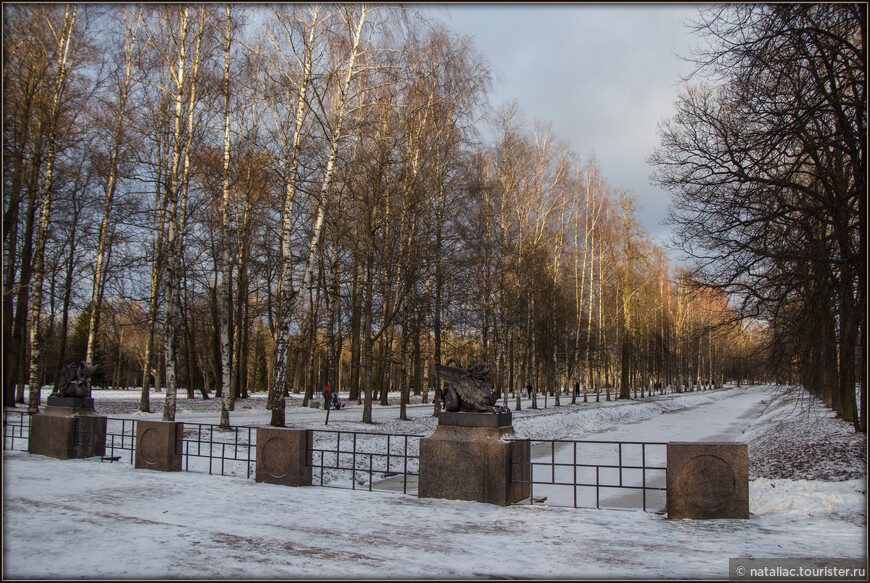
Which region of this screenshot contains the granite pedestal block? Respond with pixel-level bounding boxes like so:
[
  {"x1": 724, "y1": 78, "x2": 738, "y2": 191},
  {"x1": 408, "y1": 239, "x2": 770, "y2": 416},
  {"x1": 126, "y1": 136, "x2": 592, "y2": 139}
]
[
  {"x1": 28, "y1": 398, "x2": 106, "y2": 460},
  {"x1": 135, "y1": 420, "x2": 183, "y2": 471},
  {"x1": 418, "y1": 411, "x2": 528, "y2": 506},
  {"x1": 255, "y1": 427, "x2": 313, "y2": 486},
  {"x1": 666, "y1": 442, "x2": 749, "y2": 519},
  {"x1": 45, "y1": 396, "x2": 96, "y2": 410}
]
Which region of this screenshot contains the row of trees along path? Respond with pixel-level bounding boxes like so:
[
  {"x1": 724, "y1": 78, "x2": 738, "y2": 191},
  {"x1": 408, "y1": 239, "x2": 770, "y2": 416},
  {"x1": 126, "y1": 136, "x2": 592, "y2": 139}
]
[{"x1": 4, "y1": 4, "x2": 863, "y2": 432}]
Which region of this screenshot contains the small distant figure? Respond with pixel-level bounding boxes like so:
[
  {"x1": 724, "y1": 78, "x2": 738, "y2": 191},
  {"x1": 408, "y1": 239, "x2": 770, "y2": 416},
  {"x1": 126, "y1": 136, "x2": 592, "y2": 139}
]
[
  {"x1": 332, "y1": 392, "x2": 342, "y2": 410},
  {"x1": 323, "y1": 383, "x2": 332, "y2": 409},
  {"x1": 526, "y1": 383, "x2": 532, "y2": 399}
]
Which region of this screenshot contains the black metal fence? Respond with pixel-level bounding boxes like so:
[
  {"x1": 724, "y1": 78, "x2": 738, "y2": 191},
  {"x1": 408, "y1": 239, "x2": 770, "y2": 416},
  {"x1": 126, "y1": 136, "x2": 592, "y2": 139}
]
[
  {"x1": 513, "y1": 439, "x2": 667, "y2": 512},
  {"x1": 3, "y1": 409, "x2": 29, "y2": 452},
  {"x1": 179, "y1": 423, "x2": 258, "y2": 478},
  {"x1": 4, "y1": 409, "x2": 665, "y2": 511},
  {"x1": 4, "y1": 410, "x2": 421, "y2": 491},
  {"x1": 105, "y1": 418, "x2": 137, "y2": 463},
  {"x1": 310, "y1": 429, "x2": 422, "y2": 495}
]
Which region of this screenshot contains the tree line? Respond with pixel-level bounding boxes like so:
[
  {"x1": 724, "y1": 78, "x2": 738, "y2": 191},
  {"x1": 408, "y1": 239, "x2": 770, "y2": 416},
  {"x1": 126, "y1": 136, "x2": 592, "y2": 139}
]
[
  {"x1": 5, "y1": 4, "x2": 774, "y2": 427},
  {"x1": 650, "y1": 4, "x2": 865, "y2": 432}
]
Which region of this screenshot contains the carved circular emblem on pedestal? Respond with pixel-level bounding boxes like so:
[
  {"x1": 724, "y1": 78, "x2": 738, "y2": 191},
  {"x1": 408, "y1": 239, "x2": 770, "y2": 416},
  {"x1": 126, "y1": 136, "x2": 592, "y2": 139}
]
[
  {"x1": 675, "y1": 454, "x2": 735, "y2": 512},
  {"x1": 261, "y1": 437, "x2": 290, "y2": 478},
  {"x1": 139, "y1": 427, "x2": 161, "y2": 465}
]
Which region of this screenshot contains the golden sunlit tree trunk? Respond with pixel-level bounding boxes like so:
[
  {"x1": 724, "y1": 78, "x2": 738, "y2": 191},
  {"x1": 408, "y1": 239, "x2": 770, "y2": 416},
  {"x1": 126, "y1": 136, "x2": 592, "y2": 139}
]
[{"x1": 28, "y1": 4, "x2": 77, "y2": 413}]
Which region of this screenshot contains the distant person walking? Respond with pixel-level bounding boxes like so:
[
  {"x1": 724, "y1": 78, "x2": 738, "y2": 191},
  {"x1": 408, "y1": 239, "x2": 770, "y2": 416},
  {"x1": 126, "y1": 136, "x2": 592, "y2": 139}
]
[{"x1": 526, "y1": 383, "x2": 532, "y2": 399}]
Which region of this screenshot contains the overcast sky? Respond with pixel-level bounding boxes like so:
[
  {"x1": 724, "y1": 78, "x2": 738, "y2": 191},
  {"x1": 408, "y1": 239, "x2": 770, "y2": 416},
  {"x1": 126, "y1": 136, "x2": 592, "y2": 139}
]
[{"x1": 421, "y1": 3, "x2": 703, "y2": 257}]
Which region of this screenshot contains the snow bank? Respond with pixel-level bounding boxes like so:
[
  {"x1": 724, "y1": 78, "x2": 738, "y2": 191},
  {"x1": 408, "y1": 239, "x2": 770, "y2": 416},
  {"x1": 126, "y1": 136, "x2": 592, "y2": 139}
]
[
  {"x1": 738, "y1": 386, "x2": 866, "y2": 526},
  {"x1": 741, "y1": 386, "x2": 867, "y2": 481},
  {"x1": 751, "y1": 479, "x2": 866, "y2": 520}
]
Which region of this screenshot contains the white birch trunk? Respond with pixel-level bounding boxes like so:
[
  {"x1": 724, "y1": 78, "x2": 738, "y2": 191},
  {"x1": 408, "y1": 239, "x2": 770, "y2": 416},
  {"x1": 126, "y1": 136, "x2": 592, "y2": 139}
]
[
  {"x1": 140, "y1": 164, "x2": 167, "y2": 412},
  {"x1": 584, "y1": 184, "x2": 601, "y2": 393},
  {"x1": 219, "y1": 3, "x2": 233, "y2": 427},
  {"x1": 269, "y1": 7, "x2": 321, "y2": 427},
  {"x1": 162, "y1": 6, "x2": 190, "y2": 422},
  {"x1": 28, "y1": 5, "x2": 76, "y2": 413}
]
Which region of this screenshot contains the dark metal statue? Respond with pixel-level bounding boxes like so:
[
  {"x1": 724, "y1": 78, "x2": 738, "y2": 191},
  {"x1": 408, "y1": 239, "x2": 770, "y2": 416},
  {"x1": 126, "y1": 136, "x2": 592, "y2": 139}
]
[
  {"x1": 435, "y1": 358, "x2": 508, "y2": 414},
  {"x1": 50, "y1": 361, "x2": 98, "y2": 399}
]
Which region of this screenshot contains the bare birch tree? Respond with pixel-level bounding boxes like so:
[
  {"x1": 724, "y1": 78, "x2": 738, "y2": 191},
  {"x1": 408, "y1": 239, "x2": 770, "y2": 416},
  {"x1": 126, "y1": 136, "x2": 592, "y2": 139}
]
[
  {"x1": 218, "y1": 3, "x2": 235, "y2": 427},
  {"x1": 267, "y1": 5, "x2": 370, "y2": 427},
  {"x1": 86, "y1": 5, "x2": 144, "y2": 369},
  {"x1": 27, "y1": 4, "x2": 78, "y2": 413}
]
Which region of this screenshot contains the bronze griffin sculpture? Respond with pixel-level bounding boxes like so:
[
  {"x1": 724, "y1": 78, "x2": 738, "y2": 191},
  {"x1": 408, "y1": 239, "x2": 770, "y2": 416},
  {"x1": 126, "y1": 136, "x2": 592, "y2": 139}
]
[
  {"x1": 435, "y1": 358, "x2": 508, "y2": 414},
  {"x1": 50, "y1": 361, "x2": 98, "y2": 399}
]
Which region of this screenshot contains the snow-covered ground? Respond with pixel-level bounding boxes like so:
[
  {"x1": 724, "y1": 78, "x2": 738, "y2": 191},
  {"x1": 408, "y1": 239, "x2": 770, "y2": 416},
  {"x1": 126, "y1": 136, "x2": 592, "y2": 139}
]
[{"x1": 3, "y1": 384, "x2": 866, "y2": 579}]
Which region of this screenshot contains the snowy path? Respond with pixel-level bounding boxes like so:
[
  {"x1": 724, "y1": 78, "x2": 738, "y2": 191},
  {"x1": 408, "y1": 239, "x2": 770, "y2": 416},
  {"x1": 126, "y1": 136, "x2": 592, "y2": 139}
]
[
  {"x1": 520, "y1": 386, "x2": 770, "y2": 511},
  {"x1": 572, "y1": 384, "x2": 769, "y2": 443}
]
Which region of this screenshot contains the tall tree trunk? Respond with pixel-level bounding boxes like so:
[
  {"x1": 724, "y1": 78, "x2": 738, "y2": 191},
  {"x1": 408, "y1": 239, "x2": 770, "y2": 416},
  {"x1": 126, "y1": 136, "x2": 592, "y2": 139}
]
[
  {"x1": 54, "y1": 191, "x2": 82, "y2": 379},
  {"x1": 361, "y1": 251, "x2": 375, "y2": 423},
  {"x1": 28, "y1": 4, "x2": 77, "y2": 414},
  {"x1": 3, "y1": 85, "x2": 34, "y2": 405},
  {"x1": 86, "y1": 6, "x2": 141, "y2": 370},
  {"x1": 161, "y1": 5, "x2": 192, "y2": 422},
  {"x1": 349, "y1": 256, "x2": 362, "y2": 402},
  {"x1": 218, "y1": 2, "x2": 234, "y2": 427},
  {"x1": 140, "y1": 185, "x2": 167, "y2": 412},
  {"x1": 4, "y1": 59, "x2": 43, "y2": 406},
  {"x1": 529, "y1": 297, "x2": 538, "y2": 409},
  {"x1": 323, "y1": 248, "x2": 339, "y2": 395},
  {"x1": 399, "y1": 307, "x2": 411, "y2": 420},
  {"x1": 432, "y1": 221, "x2": 444, "y2": 416}
]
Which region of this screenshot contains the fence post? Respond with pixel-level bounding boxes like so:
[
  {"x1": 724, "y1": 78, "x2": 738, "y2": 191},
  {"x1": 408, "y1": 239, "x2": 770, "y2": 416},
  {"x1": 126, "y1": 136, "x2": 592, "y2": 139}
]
[
  {"x1": 135, "y1": 420, "x2": 183, "y2": 471},
  {"x1": 666, "y1": 442, "x2": 749, "y2": 519},
  {"x1": 255, "y1": 426, "x2": 312, "y2": 487}
]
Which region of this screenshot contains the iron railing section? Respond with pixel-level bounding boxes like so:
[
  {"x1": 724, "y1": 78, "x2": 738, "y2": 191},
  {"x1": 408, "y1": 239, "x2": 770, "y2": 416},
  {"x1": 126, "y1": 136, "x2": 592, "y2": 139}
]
[
  {"x1": 179, "y1": 423, "x2": 257, "y2": 479},
  {"x1": 104, "y1": 419, "x2": 258, "y2": 476},
  {"x1": 512, "y1": 439, "x2": 668, "y2": 512},
  {"x1": 104, "y1": 418, "x2": 137, "y2": 463},
  {"x1": 2, "y1": 412, "x2": 258, "y2": 478},
  {"x1": 309, "y1": 429, "x2": 423, "y2": 495},
  {"x1": 3, "y1": 409, "x2": 30, "y2": 451},
  {"x1": 5, "y1": 408, "x2": 668, "y2": 513}
]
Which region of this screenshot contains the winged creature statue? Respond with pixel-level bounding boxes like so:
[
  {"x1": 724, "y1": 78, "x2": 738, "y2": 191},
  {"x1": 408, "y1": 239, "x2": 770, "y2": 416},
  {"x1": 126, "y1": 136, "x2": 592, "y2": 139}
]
[
  {"x1": 435, "y1": 358, "x2": 509, "y2": 414},
  {"x1": 50, "y1": 361, "x2": 99, "y2": 399}
]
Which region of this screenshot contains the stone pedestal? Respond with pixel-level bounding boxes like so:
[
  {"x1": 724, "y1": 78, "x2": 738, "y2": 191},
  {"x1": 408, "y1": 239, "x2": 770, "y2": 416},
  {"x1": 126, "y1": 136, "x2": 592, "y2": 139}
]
[
  {"x1": 135, "y1": 420, "x2": 183, "y2": 471},
  {"x1": 418, "y1": 411, "x2": 529, "y2": 506},
  {"x1": 667, "y1": 442, "x2": 749, "y2": 519},
  {"x1": 255, "y1": 427, "x2": 312, "y2": 486},
  {"x1": 28, "y1": 397, "x2": 106, "y2": 460}
]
